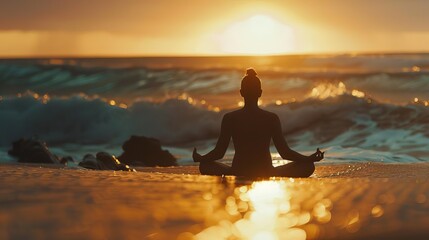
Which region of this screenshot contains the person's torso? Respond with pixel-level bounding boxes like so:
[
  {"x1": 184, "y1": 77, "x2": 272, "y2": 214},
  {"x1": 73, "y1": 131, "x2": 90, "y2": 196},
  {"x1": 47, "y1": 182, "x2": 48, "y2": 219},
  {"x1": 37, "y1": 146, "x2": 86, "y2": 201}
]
[{"x1": 227, "y1": 109, "x2": 276, "y2": 175}]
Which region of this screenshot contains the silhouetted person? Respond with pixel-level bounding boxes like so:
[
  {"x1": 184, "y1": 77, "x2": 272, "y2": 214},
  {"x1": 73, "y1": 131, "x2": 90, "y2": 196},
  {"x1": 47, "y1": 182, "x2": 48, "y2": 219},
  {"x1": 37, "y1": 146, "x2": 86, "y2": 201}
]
[{"x1": 193, "y1": 68, "x2": 324, "y2": 177}]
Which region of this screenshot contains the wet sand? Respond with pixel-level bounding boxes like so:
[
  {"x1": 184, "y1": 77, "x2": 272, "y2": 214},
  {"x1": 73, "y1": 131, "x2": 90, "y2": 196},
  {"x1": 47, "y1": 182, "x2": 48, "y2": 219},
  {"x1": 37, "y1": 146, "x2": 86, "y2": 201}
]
[{"x1": 1, "y1": 163, "x2": 429, "y2": 239}]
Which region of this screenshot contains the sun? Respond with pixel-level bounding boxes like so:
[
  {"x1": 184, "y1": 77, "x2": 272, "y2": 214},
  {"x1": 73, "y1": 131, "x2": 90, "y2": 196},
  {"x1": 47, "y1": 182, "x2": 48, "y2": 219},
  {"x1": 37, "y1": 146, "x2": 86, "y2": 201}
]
[{"x1": 216, "y1": 15, "x2": 296, "y2": 55}]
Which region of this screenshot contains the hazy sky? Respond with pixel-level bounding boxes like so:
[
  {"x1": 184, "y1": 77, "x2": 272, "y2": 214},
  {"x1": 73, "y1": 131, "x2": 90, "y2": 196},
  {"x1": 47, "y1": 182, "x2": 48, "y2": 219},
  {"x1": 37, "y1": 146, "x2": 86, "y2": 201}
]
[{"x1": 1, "y1": 0, "x2": 429, "y2": 56}]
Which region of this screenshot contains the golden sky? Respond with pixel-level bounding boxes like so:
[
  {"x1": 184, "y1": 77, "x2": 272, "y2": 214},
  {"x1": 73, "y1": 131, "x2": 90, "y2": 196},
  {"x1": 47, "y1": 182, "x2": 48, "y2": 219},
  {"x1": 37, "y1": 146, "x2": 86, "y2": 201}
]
[{"x1": 1, "y1": 0, "x2": 429, "y2": 57}]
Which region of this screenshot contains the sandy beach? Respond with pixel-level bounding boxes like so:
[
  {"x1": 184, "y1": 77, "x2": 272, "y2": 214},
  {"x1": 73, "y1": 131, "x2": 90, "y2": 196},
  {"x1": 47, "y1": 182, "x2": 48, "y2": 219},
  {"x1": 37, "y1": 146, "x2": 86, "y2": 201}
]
[{"x1": 1, "y1": 163, "x2": 428, "y2": 240}]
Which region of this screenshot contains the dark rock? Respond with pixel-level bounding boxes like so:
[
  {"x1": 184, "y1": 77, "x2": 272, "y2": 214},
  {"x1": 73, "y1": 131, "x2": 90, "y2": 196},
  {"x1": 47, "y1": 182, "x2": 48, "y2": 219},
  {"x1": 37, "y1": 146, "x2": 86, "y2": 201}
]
[
  {"x1": 78, "y1": 154, "x2": 100, "y2": 170},
  {"x1": 118, "y1": 135, "x2": 177, "y2": 167},
  {"x1": 8, "y1": 138, "x2": 63, "y2": 164},
  {"x1": 78, "y1": 152, "x2": 135, "y2": 171}
]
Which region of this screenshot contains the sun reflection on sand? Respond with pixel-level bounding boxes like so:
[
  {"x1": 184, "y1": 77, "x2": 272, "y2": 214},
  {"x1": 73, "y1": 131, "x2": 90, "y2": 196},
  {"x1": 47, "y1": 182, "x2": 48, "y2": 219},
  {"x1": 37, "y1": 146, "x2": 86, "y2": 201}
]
[
  {"x1": 195, "y1": 181, "x2": 308, "y2": 240},
  {"x1": 3, "y1": 165, "x2": 429, "y2": 239}
]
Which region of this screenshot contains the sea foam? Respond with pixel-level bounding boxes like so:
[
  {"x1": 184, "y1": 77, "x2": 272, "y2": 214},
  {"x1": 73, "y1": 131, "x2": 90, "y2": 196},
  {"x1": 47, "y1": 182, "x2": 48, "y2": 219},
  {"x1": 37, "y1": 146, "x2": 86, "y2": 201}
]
[
  {"x1": 1, "y1": 92, "x2": 428, "y2": 163},
  {"x1": 1, "y1": 55, "x2": 429, "y2": 163}
]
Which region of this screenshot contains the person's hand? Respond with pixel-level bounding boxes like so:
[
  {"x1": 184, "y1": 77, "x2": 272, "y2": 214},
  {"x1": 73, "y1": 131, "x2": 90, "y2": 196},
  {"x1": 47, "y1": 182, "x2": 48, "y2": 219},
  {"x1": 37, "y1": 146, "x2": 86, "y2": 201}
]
[
  {"x1": 193, "y1": 148, "x2": 203, "y2": 162},
  {"x1": 309, "y1": 148, "x2": 324, "y2": 162}
]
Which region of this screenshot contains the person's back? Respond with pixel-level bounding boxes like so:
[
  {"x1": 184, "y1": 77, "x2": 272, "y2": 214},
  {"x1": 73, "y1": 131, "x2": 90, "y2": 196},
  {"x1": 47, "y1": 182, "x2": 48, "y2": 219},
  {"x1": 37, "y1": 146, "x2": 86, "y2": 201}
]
[
  {"x1": 226, "y1": 108, "x2": 277, "y2": 176},
  {"x1": 193, "y1": 68, "x2": 324, "y2": 177}
]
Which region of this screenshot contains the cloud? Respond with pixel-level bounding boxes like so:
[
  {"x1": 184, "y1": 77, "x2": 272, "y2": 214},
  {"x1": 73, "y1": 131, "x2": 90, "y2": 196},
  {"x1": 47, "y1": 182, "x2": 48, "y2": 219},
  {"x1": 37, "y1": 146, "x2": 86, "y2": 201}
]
[
  {"x1": 0, "y1": 0, "x2": 209, "y2": 36},
  {"x1": 2, "y1": 0, "x2": 429, "y2": 56},
  {"x1": 1, "y1": 0, "x2": 429, "y2": 34}
]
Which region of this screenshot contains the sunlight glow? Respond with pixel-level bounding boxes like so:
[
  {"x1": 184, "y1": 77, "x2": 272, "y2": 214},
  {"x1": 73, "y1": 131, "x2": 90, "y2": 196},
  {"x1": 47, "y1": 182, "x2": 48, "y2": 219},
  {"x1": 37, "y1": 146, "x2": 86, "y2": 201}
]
[
  {"x1": 196, "y1": 181, "x2": 307, "y2": 240},
  {"x1": 217, "y1": 15, "x2": 295, "y2": 55},
  {"x1": 310, "y1": 82, "x2": 347, "y2": 100},
  {"x1": 351, "y1": 89, "x2": 365, "y2": 98}
]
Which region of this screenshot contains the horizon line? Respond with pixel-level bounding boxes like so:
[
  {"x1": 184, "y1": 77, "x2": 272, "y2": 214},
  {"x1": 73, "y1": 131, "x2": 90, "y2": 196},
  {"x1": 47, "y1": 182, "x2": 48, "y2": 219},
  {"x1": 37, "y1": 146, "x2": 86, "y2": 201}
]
[{"x1": 1, "y1": 51, "x2": 429, "y2": 59}]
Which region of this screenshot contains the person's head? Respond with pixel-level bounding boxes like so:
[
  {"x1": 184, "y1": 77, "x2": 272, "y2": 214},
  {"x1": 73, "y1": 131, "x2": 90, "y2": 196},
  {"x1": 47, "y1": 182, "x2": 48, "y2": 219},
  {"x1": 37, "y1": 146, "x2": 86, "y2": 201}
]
[{"x1": 240, "y1": 68, "x2": 262, "y2": 100}]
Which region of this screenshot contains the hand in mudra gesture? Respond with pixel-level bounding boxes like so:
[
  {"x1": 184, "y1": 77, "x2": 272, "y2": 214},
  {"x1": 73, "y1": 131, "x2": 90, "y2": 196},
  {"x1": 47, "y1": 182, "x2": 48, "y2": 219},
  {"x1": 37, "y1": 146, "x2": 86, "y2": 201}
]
[{"x1": 309, "y1": 148, "x2": 324, "y2": 162}]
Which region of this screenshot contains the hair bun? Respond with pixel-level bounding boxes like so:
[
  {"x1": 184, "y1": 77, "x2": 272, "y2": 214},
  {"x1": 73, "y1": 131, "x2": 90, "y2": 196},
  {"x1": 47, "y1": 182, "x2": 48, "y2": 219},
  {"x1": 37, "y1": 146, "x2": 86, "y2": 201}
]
[{"x1": 246, "y1": 68, "x2": 257, "y2": 76}]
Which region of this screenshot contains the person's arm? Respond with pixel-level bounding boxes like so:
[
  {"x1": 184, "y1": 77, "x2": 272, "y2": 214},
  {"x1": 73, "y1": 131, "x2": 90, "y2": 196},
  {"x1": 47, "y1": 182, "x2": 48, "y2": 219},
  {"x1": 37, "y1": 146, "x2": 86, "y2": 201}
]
[
  {"x1": 193, "y1": 114, "x2": 231, "y2": 163},
  {"x1": 272, "y1": 115, "x2": 324, "y2": 162}
]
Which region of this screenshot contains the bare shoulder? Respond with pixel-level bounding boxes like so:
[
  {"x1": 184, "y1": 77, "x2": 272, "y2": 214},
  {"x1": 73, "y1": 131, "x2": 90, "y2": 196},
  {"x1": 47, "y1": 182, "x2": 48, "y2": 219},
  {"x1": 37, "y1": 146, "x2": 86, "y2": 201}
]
[
  {"x1": 260, "y1": 109, "x2": 280, "y2": 121},
  {"x1": 222, "y1": 110, "x2": 239, "y2": 121}
]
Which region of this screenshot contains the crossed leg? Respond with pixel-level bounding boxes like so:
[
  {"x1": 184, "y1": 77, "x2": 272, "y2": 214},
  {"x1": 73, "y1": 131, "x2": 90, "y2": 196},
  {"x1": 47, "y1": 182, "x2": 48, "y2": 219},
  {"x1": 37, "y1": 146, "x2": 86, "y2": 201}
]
[
  {"x1": 199, "y1": 161, "x2": 315, "y2": 177},
  {"x1": 273, "y1": 161, "x2": 315, "y2": 177},
  {"x1": 199, "y1": 161, "x2": 232, "y2": 176}
]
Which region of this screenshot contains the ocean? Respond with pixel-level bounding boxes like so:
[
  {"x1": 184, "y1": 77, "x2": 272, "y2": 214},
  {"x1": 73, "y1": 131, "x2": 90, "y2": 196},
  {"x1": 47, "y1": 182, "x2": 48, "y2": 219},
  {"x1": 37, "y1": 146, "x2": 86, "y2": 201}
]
[{"x1": 0, "y1": 54, "x2": 428, "y2": 165}]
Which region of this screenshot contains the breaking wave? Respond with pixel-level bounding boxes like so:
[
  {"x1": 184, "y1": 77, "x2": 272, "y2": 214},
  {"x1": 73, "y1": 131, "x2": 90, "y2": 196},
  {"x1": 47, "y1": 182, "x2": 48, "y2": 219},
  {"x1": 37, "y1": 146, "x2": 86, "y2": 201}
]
[
  {"x1": 1, "y1": 55, "x2": 429, "y2": 108},
  {"x1": 1, "y1": 91, "x2": 428, "y2": 163},
  {"x1": 1, "y1": 55, "x2": 429, "y2": 163}
]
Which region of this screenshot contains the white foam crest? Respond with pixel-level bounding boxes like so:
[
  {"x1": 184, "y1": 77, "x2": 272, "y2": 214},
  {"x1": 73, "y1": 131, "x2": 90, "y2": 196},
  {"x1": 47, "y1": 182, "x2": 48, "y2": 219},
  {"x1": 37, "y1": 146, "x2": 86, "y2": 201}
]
[
  {"x1": 1, "y1": 92, "x2": 428, "y2": 163},
  {"x1": 0, "y1": 93, "x2": 222, "y2": 147}
]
